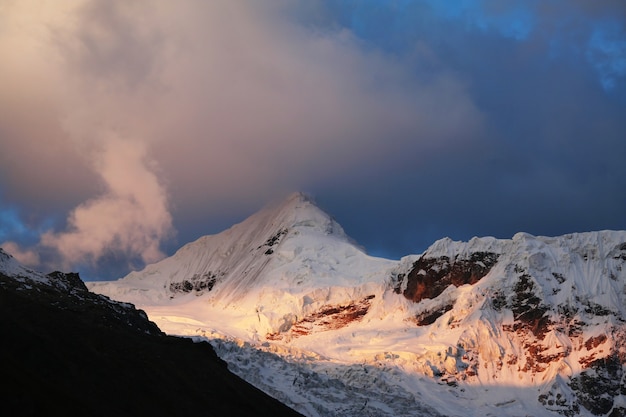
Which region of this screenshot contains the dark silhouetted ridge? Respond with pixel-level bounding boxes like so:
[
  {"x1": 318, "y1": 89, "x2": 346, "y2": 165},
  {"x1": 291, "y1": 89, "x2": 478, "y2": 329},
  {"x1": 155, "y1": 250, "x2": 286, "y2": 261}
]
[{"x1": 0, "y1": 256, "x2": 303, "y2": 417}]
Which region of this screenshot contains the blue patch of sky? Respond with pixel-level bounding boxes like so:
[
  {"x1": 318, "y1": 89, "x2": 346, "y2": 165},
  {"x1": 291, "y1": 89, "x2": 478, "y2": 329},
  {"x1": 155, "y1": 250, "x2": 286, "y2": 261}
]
[
  {"x1": 326, "y1": 0, "x2": 535, "y2": 47},
  {"x1": 586, "y1": 20, "x2": 626, "y2": 91},
  {"x1": 0, "y1": 207, "x2": 31, "y2": 242},
  {"x1": 0, "y1": 202, "x2": 57, "y2": 246},
  {"x1": 424, "y1": 0, "x2": 534, "y2": 40},
  {"x1": 314, "y1": 0, "x2": 626, "y2": 93}
]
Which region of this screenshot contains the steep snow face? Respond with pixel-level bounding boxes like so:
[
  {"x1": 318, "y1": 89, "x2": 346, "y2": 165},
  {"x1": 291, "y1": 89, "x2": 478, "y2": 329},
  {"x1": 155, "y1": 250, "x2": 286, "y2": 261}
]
[
  {"x1": 387, "y1": 231, "x2": 626, "y2": 416},
  {"x1": 87, "y1": 194, "x2": 626, "y2": 417},
  {"x1": 89, "y1": 192, "x2": 396, "y2": 335}
]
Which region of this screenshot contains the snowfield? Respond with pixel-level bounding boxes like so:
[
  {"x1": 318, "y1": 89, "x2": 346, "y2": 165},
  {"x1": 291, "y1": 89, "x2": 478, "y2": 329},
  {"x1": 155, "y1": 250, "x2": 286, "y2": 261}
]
[{"x1": 87, "y1": 193, "x2": 626, "y2": 417}]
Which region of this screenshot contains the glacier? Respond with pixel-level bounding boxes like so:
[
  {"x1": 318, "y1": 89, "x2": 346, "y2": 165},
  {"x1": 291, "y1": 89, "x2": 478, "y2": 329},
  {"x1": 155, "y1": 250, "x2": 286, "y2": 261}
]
[{"x1": 87, "y1": 192, "x2": 626, "y2": 417}]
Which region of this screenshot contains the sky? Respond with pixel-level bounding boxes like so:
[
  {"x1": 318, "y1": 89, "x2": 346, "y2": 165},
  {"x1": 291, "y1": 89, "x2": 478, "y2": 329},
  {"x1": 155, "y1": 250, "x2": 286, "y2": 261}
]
[{"x1": 1, "y1": 0, "x2": 625, "y2": 281}]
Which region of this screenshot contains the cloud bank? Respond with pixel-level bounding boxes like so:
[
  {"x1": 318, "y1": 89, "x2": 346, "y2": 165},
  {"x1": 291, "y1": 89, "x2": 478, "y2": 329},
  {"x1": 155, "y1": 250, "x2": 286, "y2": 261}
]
[
  {"x1": 0, "y1": 0, "x2": 482, "y2": 274},
  {"x1": 1, "y1": 0, "x2": 625, "y2": 279}
]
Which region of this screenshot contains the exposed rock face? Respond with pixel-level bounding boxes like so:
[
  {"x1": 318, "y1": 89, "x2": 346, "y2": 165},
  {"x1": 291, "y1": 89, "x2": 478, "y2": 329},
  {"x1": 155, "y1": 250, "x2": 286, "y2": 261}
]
[
  {"x1": 260, "y1": 228, "x2": 289, "y2": 255},
  {"x1": 389, "y1": 234, "x2": 626, "y2": 416},
  {"x1": 267, "y1": 295, "x2": 375, "y2": 341},
  {"x1": 414, "y1": 303, "x2": 454, "y2": 326},
  {"x1": 509, "y1": 271, "x2": 551, "y2": 338},
  {"x1": 46, "y1": 271, "x2": 89, "y2": 292},
  {"x1": 398, "y1": 251, "x2": 499, "y2": 303},
  {"x1": 571, "y1": 354, "x2": 624, "y2": 416},
  {"x1": 396, "y1": 251, "x2": 499, "y2": 329},
  {"x1": 169, "y1": 271, "x2": 221, "y2": 294}
]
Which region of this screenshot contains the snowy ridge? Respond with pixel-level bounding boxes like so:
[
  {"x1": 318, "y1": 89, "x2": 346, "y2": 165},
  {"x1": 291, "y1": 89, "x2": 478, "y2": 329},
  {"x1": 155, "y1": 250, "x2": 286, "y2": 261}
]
[
  {"x1": 87, "y1": 194, "x2": 626, "y2": 417},
  {"x1": 0, "y1": 247, "x2": 45, "y2": 281},
  {"x1": 0, "y1": 247, "x2": 79, "y2": 292},
  {"x1": 0, "y1": 247, "x2": 166, "y2": 338}
]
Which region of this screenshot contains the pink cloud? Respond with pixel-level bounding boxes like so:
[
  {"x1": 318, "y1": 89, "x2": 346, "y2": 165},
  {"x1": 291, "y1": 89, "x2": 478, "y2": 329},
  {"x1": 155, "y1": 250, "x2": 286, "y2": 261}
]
[
  {"x1": 0, "y1": 0, "x2": 483, "y2": 273},
  {"x1": 40, "y1": 137, "x2": 173, "y2": 268},
  {"x1": 0, "y1": 241, "x2": 40, "y2": 267}
]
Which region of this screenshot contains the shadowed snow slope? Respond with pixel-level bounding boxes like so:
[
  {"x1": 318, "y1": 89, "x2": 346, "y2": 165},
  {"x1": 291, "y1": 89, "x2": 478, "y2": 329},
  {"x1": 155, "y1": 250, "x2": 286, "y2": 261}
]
[{"x1": 88, "y1": 193, "x2": 626, "y2": 417}]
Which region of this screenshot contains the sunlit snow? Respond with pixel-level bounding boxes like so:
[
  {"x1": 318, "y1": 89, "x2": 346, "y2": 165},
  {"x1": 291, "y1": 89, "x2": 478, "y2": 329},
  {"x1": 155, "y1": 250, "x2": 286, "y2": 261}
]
[{"x1": 87, "y1": 193, "x2": 626, "y2": 417}]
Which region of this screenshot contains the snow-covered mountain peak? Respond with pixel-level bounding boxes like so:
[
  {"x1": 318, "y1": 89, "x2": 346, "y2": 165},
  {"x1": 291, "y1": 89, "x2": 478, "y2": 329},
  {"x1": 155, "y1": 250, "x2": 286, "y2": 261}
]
[
  {"x1": 182, "y1": 191, "x2": 347, "y2": 255},
  {"x1": 89, "y1": 192, "x2": 394, "y2": 310},
  {"x1": 87, "y1": 193, "x2": 626, "y2": 416},
  {"x1": 247, "y1": 191, "x2": 348, "y2": 239}
]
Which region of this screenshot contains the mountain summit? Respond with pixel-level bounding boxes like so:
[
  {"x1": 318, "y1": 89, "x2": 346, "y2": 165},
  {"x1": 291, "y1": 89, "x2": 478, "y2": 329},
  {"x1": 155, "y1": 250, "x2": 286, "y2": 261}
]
[
  {"x1": 89, "y1": 193, "x2": 626, "y2": 417},
  {"x1": 91, "y1": 191, "x2": 393, "y2": 310}
]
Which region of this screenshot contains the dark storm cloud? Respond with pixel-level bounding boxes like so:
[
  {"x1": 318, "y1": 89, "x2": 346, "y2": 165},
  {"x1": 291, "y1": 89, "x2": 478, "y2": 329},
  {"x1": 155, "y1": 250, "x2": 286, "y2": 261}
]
[
  {"x1": 306, "y1": 0, "x2": 626, "y2": 257},
  {"x1": 0, "y1": 0, "x2": 624, "y2": 278}
]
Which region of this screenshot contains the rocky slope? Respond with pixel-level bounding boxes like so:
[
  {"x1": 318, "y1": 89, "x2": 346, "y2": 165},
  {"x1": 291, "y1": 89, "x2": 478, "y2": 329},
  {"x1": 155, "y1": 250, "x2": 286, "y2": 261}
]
[
  {"x1": 0, "y1": 248, "x2": 303, "y2": 417},
  {"x1": 87, "y1": 193, "x2": 626, "y2": 416},
  {"x1": 389, "y1": 232, "x2": 626, "y2": 416}
]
